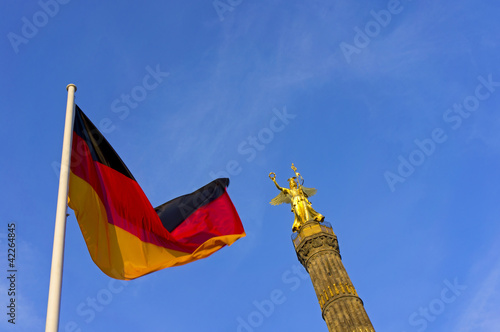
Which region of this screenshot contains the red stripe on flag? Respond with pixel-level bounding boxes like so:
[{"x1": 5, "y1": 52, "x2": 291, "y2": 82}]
[{"x1": 171, "y1": 190, "x2": 244, "y2": 246}]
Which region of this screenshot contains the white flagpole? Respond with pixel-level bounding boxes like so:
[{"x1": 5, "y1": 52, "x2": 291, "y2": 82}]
[{"x1": 45, "y1": 84, "x2": 77, "y2": 332}]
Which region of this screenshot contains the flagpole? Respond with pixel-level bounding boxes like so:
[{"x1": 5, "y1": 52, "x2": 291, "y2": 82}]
[{"x1": 46, "y1": 84, "x2": 77, "y2": 332}]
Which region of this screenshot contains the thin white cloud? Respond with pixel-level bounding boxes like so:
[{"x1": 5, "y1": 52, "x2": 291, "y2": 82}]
[{"x1": 454, "y1": 238, "x2": 500, "y2": 331}]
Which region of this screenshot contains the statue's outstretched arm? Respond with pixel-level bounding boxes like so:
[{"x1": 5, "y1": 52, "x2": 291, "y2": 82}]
[{"x1": 269, "y1": 172, "x2": 285, "y2": 191}]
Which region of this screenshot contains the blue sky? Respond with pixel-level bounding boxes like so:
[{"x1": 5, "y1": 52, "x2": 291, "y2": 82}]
[{"x1": 1, "y1": 0, "x2": 500, "y2": 331}]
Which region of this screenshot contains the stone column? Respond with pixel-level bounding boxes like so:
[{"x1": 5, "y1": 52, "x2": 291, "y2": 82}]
[{"x1": 293, "y1": 221, "x2": 375, "y2": 332}]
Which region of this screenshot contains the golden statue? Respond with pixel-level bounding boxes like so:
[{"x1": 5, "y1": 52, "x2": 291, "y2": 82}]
[{"x1": 269, "y1": 163, "x2": 324, "y2": 232}]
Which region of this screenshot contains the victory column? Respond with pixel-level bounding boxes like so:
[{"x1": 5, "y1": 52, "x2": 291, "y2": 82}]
[{"x1": 269, "y1": 164, "x2": 375, "y2": 332}]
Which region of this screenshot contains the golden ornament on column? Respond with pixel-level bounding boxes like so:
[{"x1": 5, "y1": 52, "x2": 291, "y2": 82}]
[{"x1": 269, "y1": 163, "x2": 324, "y2": 232}]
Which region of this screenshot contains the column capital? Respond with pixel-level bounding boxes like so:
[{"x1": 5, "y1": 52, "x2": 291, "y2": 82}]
[{"x1": 292, "y1": 221, "x2": 340, "y2": 268}]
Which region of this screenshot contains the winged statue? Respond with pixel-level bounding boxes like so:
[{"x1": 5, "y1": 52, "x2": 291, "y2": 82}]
[{"x1": 269, "y1": 163, "x2": 324, "y2": 232}]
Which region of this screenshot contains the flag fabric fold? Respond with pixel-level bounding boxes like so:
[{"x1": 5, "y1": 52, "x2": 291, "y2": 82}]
[{"x1": 68, "y1": 105, "x2": 245, "y2": 280}]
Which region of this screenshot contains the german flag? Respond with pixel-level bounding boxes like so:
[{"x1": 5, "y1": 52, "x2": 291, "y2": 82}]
[{"x1": 68, "y1": 105, "x2": 245, "y2": 280}]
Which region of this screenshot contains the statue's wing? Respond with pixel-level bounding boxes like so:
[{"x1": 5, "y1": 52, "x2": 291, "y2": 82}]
[
  {"x1": 270, "y1": 191, "x2": 291, "y2": 206},
  {"x1": 301, "y1": 186, "x2": 317, "y2": 197}
]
